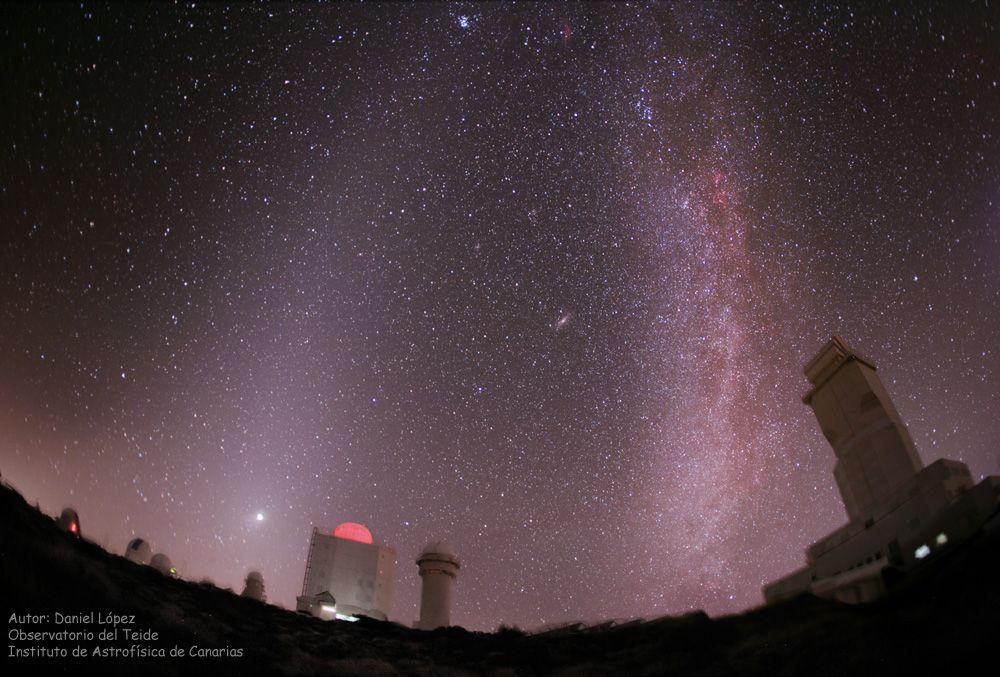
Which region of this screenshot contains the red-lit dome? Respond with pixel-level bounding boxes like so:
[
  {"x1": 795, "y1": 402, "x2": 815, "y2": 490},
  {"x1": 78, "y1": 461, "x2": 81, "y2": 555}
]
[{"x1": 333, "y1": 522, "x2": 373, "y2": 544}]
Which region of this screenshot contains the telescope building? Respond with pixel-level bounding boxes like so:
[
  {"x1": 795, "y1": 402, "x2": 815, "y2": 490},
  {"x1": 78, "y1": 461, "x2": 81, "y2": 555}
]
[
  {"x1": 764, "y1": 336, "x2": 1000, "y2": 604},
  {"x1": 296, "y1": 521, "x2": 396, "y2": 621}
]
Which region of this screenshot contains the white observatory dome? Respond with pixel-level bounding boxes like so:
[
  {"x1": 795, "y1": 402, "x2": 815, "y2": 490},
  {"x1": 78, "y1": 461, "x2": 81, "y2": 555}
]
[
  {"x1": 420, "y1": 540, "x2": 456, "y2": 558},
  {"x1": 125, "y1": 538, "x2": 152, "y2": 565},
  {"x1": 150, "y1": 553, "x2": 175, "y2": 576}
]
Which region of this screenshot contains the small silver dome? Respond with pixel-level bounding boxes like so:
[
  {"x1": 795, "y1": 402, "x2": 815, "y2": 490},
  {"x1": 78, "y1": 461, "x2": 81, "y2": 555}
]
[
  {"x1": 125, "y1": 538, "x2": 152, "y2": 565},
  {"x1": 420, "y1": 540, "x2": 454, "y2": 557},
  {"x1": 150, "y1": 553, "x2": 175, "y2": 576}
]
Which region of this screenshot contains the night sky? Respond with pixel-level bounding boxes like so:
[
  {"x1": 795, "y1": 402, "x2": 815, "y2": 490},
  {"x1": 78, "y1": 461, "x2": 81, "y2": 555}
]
[{"x1": 2, "y1": 2, "x2": 999, "y2": 631}]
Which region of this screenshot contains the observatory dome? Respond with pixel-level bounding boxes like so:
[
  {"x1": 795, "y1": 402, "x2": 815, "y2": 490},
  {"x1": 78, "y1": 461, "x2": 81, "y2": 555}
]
[
  {"x1": 242, "y1": 570, "x2": 266, "y2": 602},
  {"x1": 150, "y1": 553, "x2": 175, "y2": 576},
  {"x1": 333, "y1": 522, "x2": 373, "y2": 544},
  {"x1": 125, "y1": 538, "x2": 152, "y2": 565},
  {"x1": 420, "y1": 541, "x2": 456, "y2": 558},
  {"x1": 57, "y1": 507, "x2": 80, "y2": 536}
]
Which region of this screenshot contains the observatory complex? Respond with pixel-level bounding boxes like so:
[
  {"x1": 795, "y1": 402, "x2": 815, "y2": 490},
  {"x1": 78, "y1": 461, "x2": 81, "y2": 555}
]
[
  {"x1": 415, "y1": 541, "x2": 460, "y2": 630},
  {"x1": 764, "y1": 336, "x2": 1000, "y2": 604},
  {"x1": 296, "y1": 522, "x2": 395, "y2": 621}
]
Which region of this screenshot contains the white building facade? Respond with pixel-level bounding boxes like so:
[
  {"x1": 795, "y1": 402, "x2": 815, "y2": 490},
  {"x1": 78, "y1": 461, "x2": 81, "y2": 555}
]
[{"x1": 296, "y1": 522, "x2": 396, "y2": 621}]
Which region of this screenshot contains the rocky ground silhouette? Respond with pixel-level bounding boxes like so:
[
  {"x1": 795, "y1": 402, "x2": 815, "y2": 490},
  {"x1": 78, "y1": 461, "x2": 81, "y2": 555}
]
[{"x1": 1, "y1": 481, "x2": 997, "y2": 676}]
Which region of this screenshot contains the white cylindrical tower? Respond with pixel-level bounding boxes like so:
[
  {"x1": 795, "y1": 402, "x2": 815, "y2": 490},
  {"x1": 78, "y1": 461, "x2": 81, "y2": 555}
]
[{"x1": 416, "y1": 541, "x2": 459, "y2": 630}]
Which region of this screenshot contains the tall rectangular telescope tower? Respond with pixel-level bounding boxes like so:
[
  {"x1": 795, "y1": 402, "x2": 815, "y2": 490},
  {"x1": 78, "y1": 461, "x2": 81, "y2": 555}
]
[
  {"x1": 764, "y1": 336, "x2": 1000, "y2": 604},
  {"x1": 296, "y1": 522, "x2": 396, "y2": 621},
  {"x1": 802, "y1": 336, "x2": 923, "y2": 520}
]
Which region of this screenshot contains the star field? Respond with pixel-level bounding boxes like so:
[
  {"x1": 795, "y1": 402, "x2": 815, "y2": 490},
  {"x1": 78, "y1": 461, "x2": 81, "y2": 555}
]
[{"x1": 2, "y1": 2, "x2": 998, "y2": 631}]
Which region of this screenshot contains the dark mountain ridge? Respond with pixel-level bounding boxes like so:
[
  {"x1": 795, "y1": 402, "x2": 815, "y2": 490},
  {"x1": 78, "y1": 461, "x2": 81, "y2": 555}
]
[{"x1": 1, "y1": 481, "x2": 997, "y2": 676}]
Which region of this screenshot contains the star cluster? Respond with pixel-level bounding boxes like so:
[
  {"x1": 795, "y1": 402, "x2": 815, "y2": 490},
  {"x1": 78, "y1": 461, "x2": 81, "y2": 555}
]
[{"x1": 2, "y1": 2, "x2": 998, "y2": 630}]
